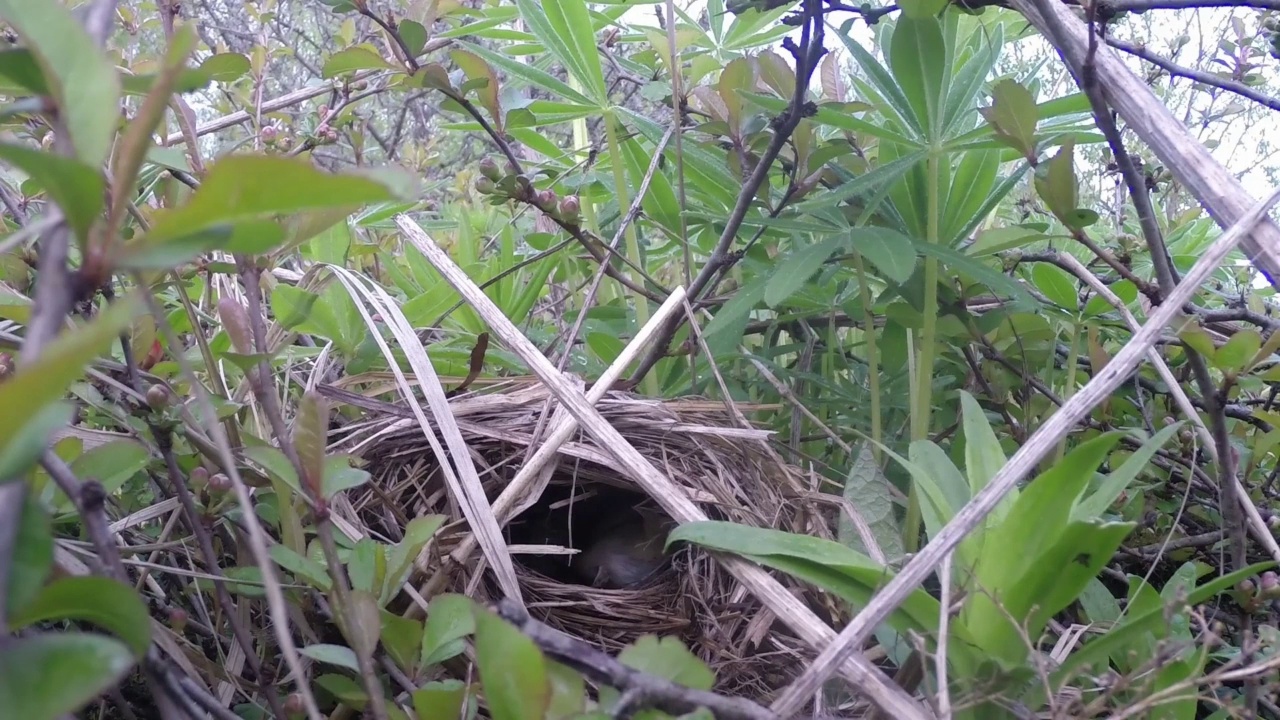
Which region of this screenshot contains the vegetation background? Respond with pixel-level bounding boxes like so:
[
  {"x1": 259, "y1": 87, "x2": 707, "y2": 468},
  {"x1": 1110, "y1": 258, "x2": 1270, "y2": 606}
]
[{"x1": 4, "y1": 0, "x2": 1280, "y2": 718}]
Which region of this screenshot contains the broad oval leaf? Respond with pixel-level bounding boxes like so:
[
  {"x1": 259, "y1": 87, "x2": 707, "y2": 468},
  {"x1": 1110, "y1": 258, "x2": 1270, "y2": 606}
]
[
  {"x1": 0, "y1": 632, "x2": 135, "y2": 719},
  {"x1": 474, "y1": 604, "x2": 550, "y2": 720},
  {"x1": 9, "y1": 576, "x2": 152, "y2": 656}
]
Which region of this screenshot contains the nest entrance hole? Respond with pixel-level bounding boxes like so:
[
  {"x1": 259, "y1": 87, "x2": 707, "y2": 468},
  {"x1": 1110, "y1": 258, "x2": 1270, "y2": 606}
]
[{"x1": 505, "y1": 482, "x2": 674, "y2": 587}]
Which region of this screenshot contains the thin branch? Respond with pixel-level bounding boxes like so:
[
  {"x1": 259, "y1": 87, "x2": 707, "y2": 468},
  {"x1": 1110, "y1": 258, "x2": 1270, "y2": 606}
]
[
  {"x1": 628, "y1": 0, "x2": 827, "y2": 385},
  {"x1": 1104, "y1": 36, "x2": 1280, "y2": 113}
]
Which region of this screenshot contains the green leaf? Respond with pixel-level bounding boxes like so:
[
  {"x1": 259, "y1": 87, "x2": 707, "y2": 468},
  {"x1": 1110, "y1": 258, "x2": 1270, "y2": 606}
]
[
  {"x1": 451, "y1": 50, "x2": 503, "y2": 131},
  {"x1": 1215, "y1": 328, "x2": 1262, "y2": 373},
  {"x1": 65, "y1": 438, "x2": 149, "y2": 504},
  {"x1": 959, "y1": 391, "x2": 1008, "y2": 506},
  {"x1": 1178, "y1": 326, "x2": 1218, "y2": 359},
  {"x1": 849, "y1": 227, "x2": 917, "y2": 285},
  {"x1": 269, "y1": 544, "x2": 332, "y2": 591},
  {"x1": 618, "y1": 636, "x2": 713, "y2": 690},
  {"x1": 764, "y1": 236, "x2": 845, "y2": 308},
  {"x1": 838, "y1": 442, "x2": 904, "y2": 562},
  {"x1": 514, "y1": 0, "x2": 606, "y2": 104},
  {"x1": 421, "y1": 593, "x2": 476, "y2": 667},
  {"x1": 968, "y1": 433, "x2": 1122, "y2": 644},
  {"x1": 9, "y1": 577, "x2": 152, "y2": 656},
  {"x1": 1041, "y1": 562, "x2": 1275, "y2": 703},
  {"x1": 914, "y1": 240, "x2": 1035, "y2": 307},
  {"x1": 381, "y1": 610, "x2": 424, "y2": 674},
  {"x1": 667, "y1": 521, "x2": 964, "y2": 659},
  {"x1": 703, "y1": 270, "x2": 768, "y2": 347},
  {"x1": 0, "y1": 632, "x2": 135, "y2": 719},
  {"x1": 1031, "y1": 262, "x2": 1078, "y2": 310},
  {"x1": 0, "y1": 296, "x2": 140, "y2": 471},
  {"x1": 474, "y1": 604, "x2": 550, "y2": 720},
  {"x1": 457, "y1": 41, "x2": 596, "y2": 108},
  {"x1": 545, "y1": 663, "x2": 585, "y2": 719},
  {"x1": 347, "y1": 539, "x2": 386, "y2": 595},
  {"x1": 398, "y1": 20, "x2": 428, "y2": 57},
  {"x1": 1034, "y1": 138, "x2": 1085, "y2": 229},
  {"x1": 1074, "y1": 424, "x2": 1182, "y2": 521},
  {"x1": 979, "y1": 79, "x2": 1038, "y2": 158},
  {"x1": 0, "y1": 0, "x2": 121, "y2": 167},
  {"x1": 322, "y1": 45, "x2": 397, "y2": 77},
  {"x1": 792, "y1": 149, "x2": 928, "y2": 212},
  {"x1": 0, "y1": 48, "x2": 48, "y2": 94},
  {"x1": 989, "y1": 520, "x2": 1134, "y2": 664},
  {"x1": 6, "y1": 493, "x2": 52, "y2": 619},
  {"x1": 243, "y1": 446, "x2": 301, "y2": 496},
  {"x1": 382, "y1": 515, "x2": 445, "y2": 606},
  {"x1": 138, "y1": 155, "x2": 395, "y2": 249},
  {"x1": 323, "y1": 455, "x2": 370, "y2": 498},
  {"x1": 300, "y1": 643, "x2": 361, "y2": 672},
  {"x1": 888, "y1": 16, "x2": 948, "y2": 140},
  {"x1": 413, "y1": 680, "x2": 476, "y2": 720},
  {"x1": 966, "y1": 226, "x2": 1045, "y2": 257},
  {"x1": 0, "y1": 402, "x2": 75, "y2": 482},
  {"x1": 0, "y1": 144, "x2": 103, "y2": 243},
  {"x1": 197, "y1": 53, "x2": 251, "y2": 82}
]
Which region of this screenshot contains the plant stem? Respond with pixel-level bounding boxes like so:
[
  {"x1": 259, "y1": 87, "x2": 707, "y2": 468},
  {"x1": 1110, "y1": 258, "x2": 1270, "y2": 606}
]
[
  {"x1": 904, "y1": 149, "x2": 942, "y2": 553},
  {"x1": 854, "y1": 252, "x2": 882, "y2": 464},
  {"x1": 603, "y1": 110, "x2": 656, "y2": 396}
]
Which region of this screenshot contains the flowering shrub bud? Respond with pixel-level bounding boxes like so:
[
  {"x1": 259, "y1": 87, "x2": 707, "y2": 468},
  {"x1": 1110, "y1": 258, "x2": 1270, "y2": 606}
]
[
  {"x1": 479, "y1": 157, "x2": 502, "y2": 181},
  {"x1": 558, "y1": 195, "x2": 581, "y2": 222}
]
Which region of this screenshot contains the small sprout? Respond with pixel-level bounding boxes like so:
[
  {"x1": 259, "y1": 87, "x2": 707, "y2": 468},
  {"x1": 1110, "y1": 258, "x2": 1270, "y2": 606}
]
[
  {"x1": 168, "y1": 607, "x2": 188, "y2": 632},
  {"x1": 146, "y1": 383, "x2": 171, "y2": 411},
  {"x1": 260, "y1": 125, "x2": 277, "y2": 144},
  {"x1": 284, "y1": 693, "x2": 305, "y2": 715},
  {"x1": 479, "y1": 157, "x2": 502, "y2": 182}
]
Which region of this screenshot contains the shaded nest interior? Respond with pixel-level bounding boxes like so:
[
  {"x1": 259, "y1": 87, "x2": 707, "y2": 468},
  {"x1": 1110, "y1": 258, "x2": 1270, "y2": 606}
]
[{"x1": 329, "y1": 383, "x2": 849, "y2": 702}]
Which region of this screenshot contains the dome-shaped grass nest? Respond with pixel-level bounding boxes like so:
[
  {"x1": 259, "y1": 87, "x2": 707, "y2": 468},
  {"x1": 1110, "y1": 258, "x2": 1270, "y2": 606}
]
[{"x1": 325, "y1": 381, "x2": 847, "y2": 702}]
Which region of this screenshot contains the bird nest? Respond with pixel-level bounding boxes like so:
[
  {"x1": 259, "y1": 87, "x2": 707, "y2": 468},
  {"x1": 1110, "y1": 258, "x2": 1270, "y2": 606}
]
[{"x1": 327, "y1": 381, "x2": 844, "y2": 702}]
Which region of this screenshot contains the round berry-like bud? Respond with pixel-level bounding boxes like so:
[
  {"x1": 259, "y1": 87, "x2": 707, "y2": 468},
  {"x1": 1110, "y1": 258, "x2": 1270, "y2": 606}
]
[
  {"x1": 558, "y1": 195, "x2": 581, "y2": 222},
  {"x1": 1262, "y1": 572, "x2": 1280, "y2": 599},
  {"x1": 1237, "y1": 578, "x2": 1256, "y2": 595},
  {"x1": 317, "y1": 104, "x2": 329, "y2": 117},
  {"x1": 208, "y1": 473, "x2": 232, "y2": 494},
  {"x1": 0, "y1": 352, "x2": 13, "y2": 380},
  {"x1": 475, "y1": 176, "x2": 496, "y2": 195},
  {"x1": 190, "y1": 466, "x2": 209, "y2": 487},
  {"x1": 479, "y1": 157, "x2": 502, "y2": 181},
  {"x1": 169, "y1": 607, "x2": 188, "y2": 632},
  {"x1": 535, "y1": 188, "x2": 557, "y2": 211},
  {"x1": 284, "y1": 693, "x2": 305, "y2": 715},
  {"x1": 146, "y1": 383, "x2": 171, "y2": 410}
]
